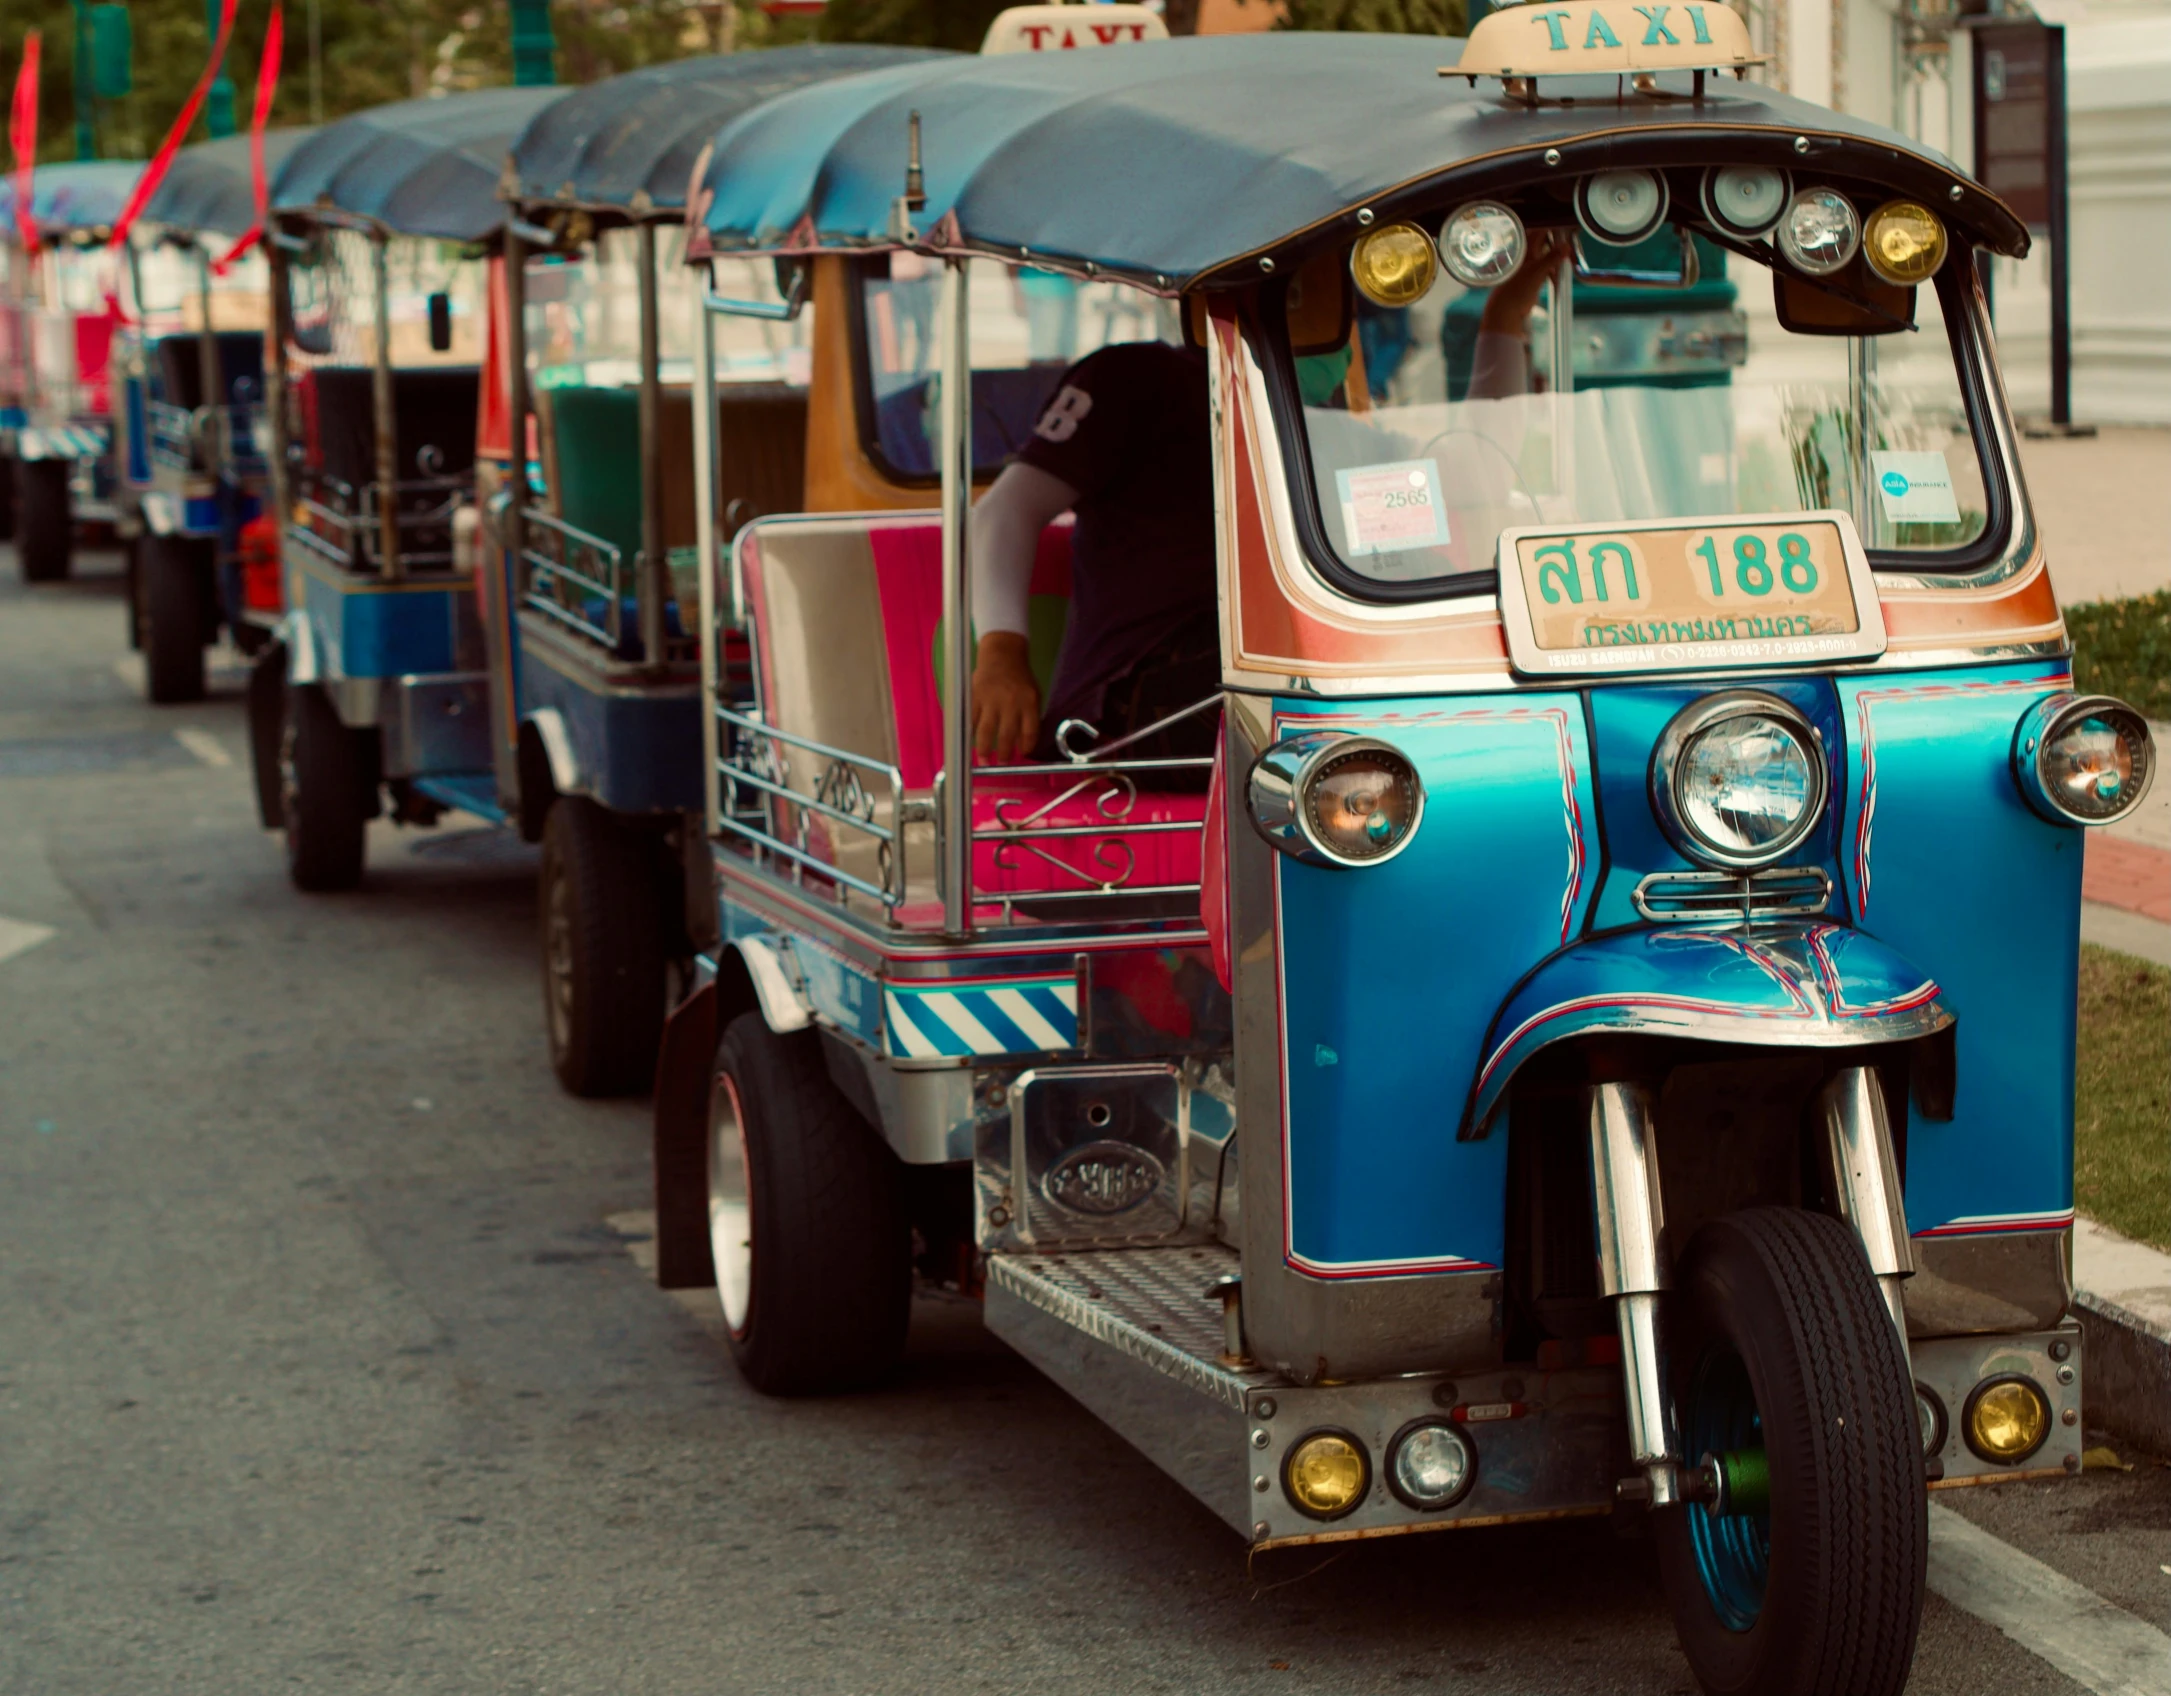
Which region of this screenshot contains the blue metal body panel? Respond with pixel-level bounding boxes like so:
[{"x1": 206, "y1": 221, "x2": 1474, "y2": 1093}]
[
  {"x1": 1271, "y1": 694, "x2": 1601, "y2": 1276},
  {"x1": 300, "y1": 561, "x2": 463, "y2": 679},
  {"x1": 514, "y1": 629, "x2": 705, "y2": 816},
  {"x1": 122, "y1": 374, "x2": 151, "y2": 486},
  {"x1": 1832, "y1": 660, "x2": 2079, "y2": 1238},
  {"x1": 411, "y1": 773, "x2": 507, "y2": 824}
]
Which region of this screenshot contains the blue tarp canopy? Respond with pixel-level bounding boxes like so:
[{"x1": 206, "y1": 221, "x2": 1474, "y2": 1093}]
[
  {"x1": 508, "y1": 44, "x2": 952, "y2": 220},
  {"x1": 696, "y1": 32, "x2": 2027, "y2": 289},
  {"x1": 144, "y1": 130, "x2": 316, "y2": 239},
  {"x1": 272, "y1": 86, "x2": 570, "y2": 241},
  {"x1": 0, "y1": 160, "x2": 145, "y2": 240}
]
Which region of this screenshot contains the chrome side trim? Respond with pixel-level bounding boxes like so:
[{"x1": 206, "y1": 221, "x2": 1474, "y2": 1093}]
[
  {"x1": 283, "y1": 609, "x2": 321, "y2": 686},
  {"x1": 527, "y1": 706, "x2": 580, "y2": 797},
  {"x1": 736, "y1": 936, "x2": 812, "y2": 1034},
  {"x1": 1631, "y1": 865, "x2": 1833, "y2": 924}
]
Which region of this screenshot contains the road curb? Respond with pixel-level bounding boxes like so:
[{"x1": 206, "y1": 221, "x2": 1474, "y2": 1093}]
[{"x1": 2075, "y1": 1289, "x2": 2171, "y2": 1456}]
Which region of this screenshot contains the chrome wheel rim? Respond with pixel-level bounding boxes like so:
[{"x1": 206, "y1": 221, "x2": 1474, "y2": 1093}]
[
  {"x1": 707, "y1": 1070, "x2": 753, "y2": 1336},
  {"x1": 542, "y1": 858, "x2": 575, "y2": 1057}
]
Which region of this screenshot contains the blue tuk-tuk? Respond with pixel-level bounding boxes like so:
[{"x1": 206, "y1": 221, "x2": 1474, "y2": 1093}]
[
  {"x1": 0, "y1": 160, "x2": 143, "y2": 582},
  {"x1": 645, "y1": 14, "x2": 2156, "y2": 1694},
  {"x1": 247, "y1": 87, "x2": 567, "y2": 890},
  {"x1": 117, "y1": 129, "x2": 313, "y2": 702},
  {"x1": 496, "y1": 44, "x2": 947, "y2": 1095}
]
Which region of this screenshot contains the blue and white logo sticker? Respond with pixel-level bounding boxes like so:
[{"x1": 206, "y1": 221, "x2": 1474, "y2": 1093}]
[{"x1": 1870, "y1": 451, "x2": 1961, "y2": 523}]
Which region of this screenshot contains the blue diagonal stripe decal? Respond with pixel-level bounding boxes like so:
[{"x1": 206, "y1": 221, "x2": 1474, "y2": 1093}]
[{"x1": 953, "y1": 990, "x2": 1034, "y2": 1055}]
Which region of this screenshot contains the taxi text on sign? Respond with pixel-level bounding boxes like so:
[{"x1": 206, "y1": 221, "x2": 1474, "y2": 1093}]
[
  {"x1": 1453, "y1": 1, "x2": 1762, "y2": 78},
  {"x1": 981, "y1": 5, "x2": 1168, "y2": 55}
]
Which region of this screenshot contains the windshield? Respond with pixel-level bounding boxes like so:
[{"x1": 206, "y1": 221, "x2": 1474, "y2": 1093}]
[
  {"x1": 856, "y1": 254, "x2": 1181, "y2": 481},
  {"x1": 1290, "y1": 229, "x2": 1996, "y2": 593}
]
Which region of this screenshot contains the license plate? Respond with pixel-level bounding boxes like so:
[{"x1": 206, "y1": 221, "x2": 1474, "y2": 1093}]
[{"x1": 1496, "y1": 512, "x2": 1888, "y2": 678}]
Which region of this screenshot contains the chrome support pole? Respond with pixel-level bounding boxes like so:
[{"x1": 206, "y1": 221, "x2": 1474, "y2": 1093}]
[
  {"x1": 1848, "y1": 335, "x2": 1876, "y2": 541},
  {"x1": 1548, "y1": 248, "x2": 1576, "y2": 507},
  {"x1": 369, "y1": 232, "x2": 402, "y2": 580},
  {"x1": 637, "y1": 219, "x2": 667, "y2": 673},
  {"x1": 1818, "y1": 1066, "x2": 1915, "y2": 1361},
  {"x1": 193, "y1": 245, "x2": 223, "y2": 441},
  {"x1": 265, "y1": 242, "x2": 292, "y2": 581},
  {"x1": 937, "y1": 258, "x2": 973, "y2": 939},
  {"x1": 489, "y1": 227, "x2": 532, "y2": 805},
  {"x1": 1588, "y1": 1081, "x2": 1681, "y2": 1505},
  {"x1": 693, "y1": 273, "x2": 722, "y2": 838}
]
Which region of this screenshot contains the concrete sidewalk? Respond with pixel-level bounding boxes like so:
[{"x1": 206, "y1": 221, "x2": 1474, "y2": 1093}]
[
  {"x1": 2022, "y1": 426, "x2": 2171, "y2": 605},
  {"x1": 2074, "y1": 1217, "x2": 2171, "y2": 1456}
]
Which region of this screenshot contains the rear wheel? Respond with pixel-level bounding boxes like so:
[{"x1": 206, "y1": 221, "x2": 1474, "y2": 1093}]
[
  {"x1": 0, "y1": 451, "x2": 17, "y2": 539},
  {"x1": 539, "y1": 797, "x2": 667, "y2": 1097},
  {"x1": 711, "y1": 1010, "x2": 910, "y2": 1396},
  {"x1": 1653, "y1": 1207, "x2": 1926, "y2": 1696},
  {"x1": 16, "y1": 458, "x2": 70, "y2": 582},
  {"x1": 281, "y1": 683, "x2": 371, "y2": 892},
  {"x1": 142, "y1": 533, "x2": 210, "y2": 704}
]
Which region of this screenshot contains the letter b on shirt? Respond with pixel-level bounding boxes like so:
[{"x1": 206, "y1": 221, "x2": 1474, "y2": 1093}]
[{"x1": 1035, "y1": 384, "x2": 1095, "y2": 444}]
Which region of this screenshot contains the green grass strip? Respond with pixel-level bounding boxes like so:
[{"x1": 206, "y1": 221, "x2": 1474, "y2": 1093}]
[
  {"x1": 2066, "y1": 590, "x2": 2171, "y2": 720},
  {"x1": 2076, "y1": 944, "x2": 2171, "y2": 1252}
]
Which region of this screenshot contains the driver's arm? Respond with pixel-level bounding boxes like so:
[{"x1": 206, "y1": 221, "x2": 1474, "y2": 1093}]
[
  {"x1": 969, "y1": 460, "x2": 1079, "y2": 762},
  {"x1": 1469, "y1": 231, "x2": 1570, "y2": 401}
]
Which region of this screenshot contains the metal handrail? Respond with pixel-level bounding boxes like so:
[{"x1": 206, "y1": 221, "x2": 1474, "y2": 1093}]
[
  {"x1": 712, "y1": 704, "x2": 908, "y2": 908},
  {"x1": 521, "y1": 508, "x2": 626, "y2": 651},
  {"x1": 285, "y1": 465, "x2": 469, "y2": 574}
]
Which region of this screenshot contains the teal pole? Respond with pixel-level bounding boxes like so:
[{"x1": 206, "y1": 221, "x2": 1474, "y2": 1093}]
[
  {"x1": 510, "y1": 0, "x2": 557, "y2": 87},
  {"x1": 72, "y1": 0, "x2": 96, "y2": 159},
  {"x1": 205, "y1": 0, "x2": 236, "y2": 138}
]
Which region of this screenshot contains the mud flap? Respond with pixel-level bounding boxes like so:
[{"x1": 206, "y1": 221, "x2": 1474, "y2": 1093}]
[{"x1": 652, "y1": 980, "x2": 719, "y2": 1290}]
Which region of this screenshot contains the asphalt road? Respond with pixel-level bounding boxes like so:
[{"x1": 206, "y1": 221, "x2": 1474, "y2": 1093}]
[{"x1": 1, "y1": 549, "x2": 2163, "y2": 1696}]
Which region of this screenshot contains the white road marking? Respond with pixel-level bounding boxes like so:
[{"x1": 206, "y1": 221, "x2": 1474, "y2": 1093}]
[
  {"x1": 1929, "y1": 1503, "x2": 2171, "y2": 1696},
  {"x1": 0, "y1": 914, "x2": 56, "y2": 967},
  {"x1": 172, "y1": 727, "x2": 232, "y2": 768}
]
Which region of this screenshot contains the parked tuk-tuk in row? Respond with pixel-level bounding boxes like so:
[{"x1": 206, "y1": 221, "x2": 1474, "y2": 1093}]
[
  {"x1": 0, "y1": 159, "x2": 142, "y2": 581},
  {"x1": 615, "y1": 10, "x2": 2154, "y2": 1694}
]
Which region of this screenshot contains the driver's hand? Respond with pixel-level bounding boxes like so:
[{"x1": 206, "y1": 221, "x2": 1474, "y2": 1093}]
[
  {"x1": 971, "y1": 631, "x2": 1041, "y2": 764},
  {"x1": 1481, "y1": 230, "x2": 1572, "y2": 337}
]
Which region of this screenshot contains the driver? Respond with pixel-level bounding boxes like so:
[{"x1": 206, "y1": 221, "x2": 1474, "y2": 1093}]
[{"x1": 967, "y1": 235, "x2": 1569, "y2": 767}]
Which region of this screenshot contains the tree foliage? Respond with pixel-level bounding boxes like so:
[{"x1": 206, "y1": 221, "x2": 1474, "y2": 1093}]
[{"x1": 815, "y1": 0, "x2": 1013, "y2": 52}]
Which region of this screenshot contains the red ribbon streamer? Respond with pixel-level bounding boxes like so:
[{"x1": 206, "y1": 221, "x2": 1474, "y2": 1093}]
[
  {"x1": 213, "y1": 4, "x2": 282, "y2": 275},
  {"x1": 110, "y1": 0, "x2": 240, "y2": 250},
  {"x1": 10, "y1": 32, "x2": 40, "y2": 254}
]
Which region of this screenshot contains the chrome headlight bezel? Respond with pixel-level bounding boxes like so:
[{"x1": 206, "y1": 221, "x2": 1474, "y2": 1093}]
[
  {"x1": 1650, "y1": 691, "x2": 1830, "y2": 871},
  {"x1": 2011, "y1": 693, "x2": 2157, "y2": 826},
  {"x1": 1248, "y1": 731, "x2": 1426, "y2": 869}
]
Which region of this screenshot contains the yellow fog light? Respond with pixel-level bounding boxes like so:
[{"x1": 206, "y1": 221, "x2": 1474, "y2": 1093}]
[
  {"x1": 1963, "y1": 1376, "x2": 2051, "y2": 1465},
  {"x1": 1283, "y1": 1429, "x2": 1371, "y2": 1519},
  {"x1": 1350, "y1": 222, "x2": 1437, "y2": 308},
  {"x1": 1863, "y1": 200, "x2": 1948, "y2": 286}
]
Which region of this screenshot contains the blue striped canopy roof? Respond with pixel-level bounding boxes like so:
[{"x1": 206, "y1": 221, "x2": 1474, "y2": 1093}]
[
  {"x1": 144, "y1": 130, "x2": 316, "y2": 239},
  {"x1": 695, "y1": 32, "x2": 2027, "y2": 290},
  {"x1": 272, "y1": 86, "x2": 570, "y2": 241},
  {"x1": 508, "y1": 44, "x2": 953, "y2": 220},
  {"x1": 0, "y1": 160, "x2": 146, "y2": 239}
]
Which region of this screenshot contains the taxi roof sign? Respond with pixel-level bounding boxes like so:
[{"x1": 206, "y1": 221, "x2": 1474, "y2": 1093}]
[
  {"x1": 982, "y1": 5, "x2": 1168, "y2": 55},
  {"x1": 1452, "y1": 2, "x2": 1763, "y2": 81}
]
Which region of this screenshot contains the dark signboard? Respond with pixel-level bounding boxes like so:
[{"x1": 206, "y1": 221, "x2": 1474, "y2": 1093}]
[{"x1": 1973, "y1": 21, "x2": 2061, "y2": 233}]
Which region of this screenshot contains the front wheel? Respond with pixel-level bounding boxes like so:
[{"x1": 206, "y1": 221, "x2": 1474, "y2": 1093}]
[
  {"x1": 15, "y1": 457, "x2": 70, "y2": 582},
  {"x1": 1653, "y1": 1207, "x2": 1926, "y2": 1696},
  {"x1": 711, "y1": 1010, "x2": 910, "y2": 1396},
  {"x1": 539, "y1": 797, "x2": 668, "y2": 1097},
  {"x1": 142, "y1": 533, "x2": 210, "y2": 704},
  {"x1": 281, "y1": 683, "x2": 372, "y2": 892}
]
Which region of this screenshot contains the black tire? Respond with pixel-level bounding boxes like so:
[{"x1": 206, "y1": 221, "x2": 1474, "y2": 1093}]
[
  {"x1": 142, "y1": 533, "x2": 209, "y2": 705},
  {"x1": 1654, "y1": 1208, "x2": 1927, "y2": 1696},
  {"x1": 539, "y1": 797, "x2": 667, "y2": 1097},
  {"x1": 281, "y1": 683, "x2": 371, "y2": 892},
  {"x1": 125, "y1": 534, "x2": 143, "y2": 649},
  {"x1": 0, "y1": 451, "x2": 17, "y2": 540},
  {"x1": 246, "y1": 644, "x2": 287, "y2": 829},
  {"x1": 16, "y1": 457, "x2": 70, "y2": 582},
  {"x1": 710, "y1": 1010, "x2": 910, "y2": 1395}
]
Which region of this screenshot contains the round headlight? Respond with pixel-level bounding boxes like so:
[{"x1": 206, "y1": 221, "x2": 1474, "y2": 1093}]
[
  {"x1": 1283, "y1": 1429, "x2": 1370, "y2": 1519},
  {"x1": 1701, "y1": 165, "x2": 1790, "y2": 238},
  {"x1": 1777, "y1": 187, "x2": 1861, "y2": 277},
  {"x1": 1651, "y1": 692, "x2": 1828, "y2": 870},
  {"x1": 2012, "y1": 694, "x2": 2156, "y2": 826},
  {"x1": 1249, "y1": 733, "x2": 1426, "y2": 869},
  {"x1": 1863, "y1": 199, "x2": 1948, "y2": 286},
  {"x1": 1916, "y1": 1383, "x2": 1948, "y2": 1461},
  {"x1": 1439, "y1": 201, "x2": 1527, "y2": 288},
  {"x1": 1964, "y1": 1375, "x2": 2051, "y2": 1465},
  {"x1": 1387, "y1": 1420, "x2": 1476, "y2": 1511},
  {"x1": 1577, "y1": 169, "x2": 1670, "y2": 246},
  {"x1": 1349, "y1": 221, "x2": 1438, "y2": 308}
]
